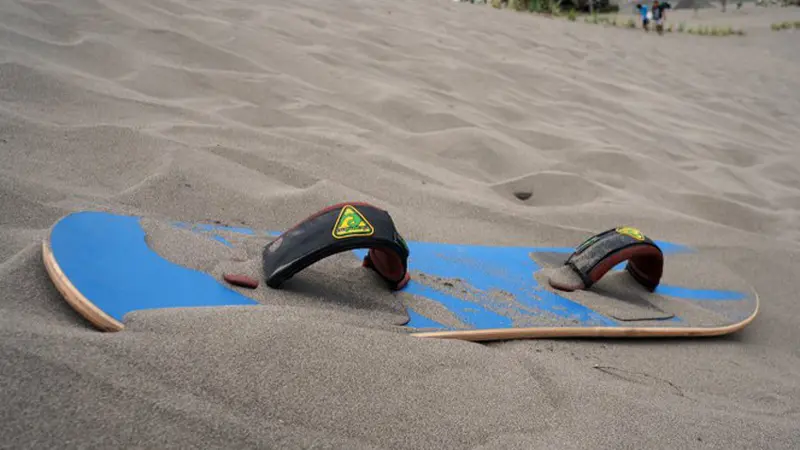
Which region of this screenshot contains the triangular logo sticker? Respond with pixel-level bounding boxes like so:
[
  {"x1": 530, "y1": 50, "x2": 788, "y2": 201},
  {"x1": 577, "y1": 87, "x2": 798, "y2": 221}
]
[{"x1": 332, "y1": 205, "x2": 374, "y2": 239}]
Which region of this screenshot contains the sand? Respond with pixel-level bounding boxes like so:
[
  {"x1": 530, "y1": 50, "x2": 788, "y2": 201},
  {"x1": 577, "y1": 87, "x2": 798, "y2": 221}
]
[{"x1": 2, "y1": 0, "x2": 800, "y2": 448}]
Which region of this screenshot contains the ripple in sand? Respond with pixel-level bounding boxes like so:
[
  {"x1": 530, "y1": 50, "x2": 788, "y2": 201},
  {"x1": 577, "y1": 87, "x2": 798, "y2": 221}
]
[
  {"x1": 205, "y1": 146, "x2": 319, "y2": 189},
  {"x1": 702, "y1": 143, "x2": 762, "y2": 169},
  {"x1": 0, "y1": 119, "x2": 171, "y2": 197},
  {"x1": 554, "y1": 148, "x2": 711, "y2": 195},
  {"x1": 0, "y1": 62, "x2": 206, "y2": 126},
  {"x1": 661, "y1": 192, "x2": 780, "y2": 235},
  {"x1": 497, "y1": 126, "x2": 583, "y2": 152},
  {"x1": 402, "y1": 128, "x2": 553, "y2": 183},
  {"x1": 0, "y1": 28, "x2": 137, "y2": 79},
  {"x1": 358, "y1": 98, "x2": 473, "y2": 134},
  {"x1": 119, "y1": 65, "x2": 227, "y2": 101},
  {"x1": 114, "y1": 148, "x2": 372, "y2": 231},
  {"x1": 0, "y1": 1, "x2": 85, "y2": 44},
  {"x1": 0, "y1": 226, "x2": 47, "y2": 265},
  {"x1": 761, "y1": 159, "x2": 800, "y2": 191},
  {"x1": 219, "y1": 105, "x2": 310, "y2": 129},
  {"x1": 0, "y1": 183, "x2": 65, "y2": 229},
  {"x1": 129, "y1": 28, "x2": 264, "y2": 73},
  {"x1": 365, "y1": 154, "x2": 444, "y2": 187}
]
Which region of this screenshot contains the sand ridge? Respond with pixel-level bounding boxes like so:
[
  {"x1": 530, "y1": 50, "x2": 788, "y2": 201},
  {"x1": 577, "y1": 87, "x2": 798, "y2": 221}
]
[{"x1": 2, "y1": 0, "x2": 800, "y2": 448}]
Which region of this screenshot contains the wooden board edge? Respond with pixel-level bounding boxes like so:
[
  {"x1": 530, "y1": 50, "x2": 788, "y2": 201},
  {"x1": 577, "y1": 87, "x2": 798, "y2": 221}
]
[
  {"x1": 410, "y1": 289, "x2": 760, "y2": 342},
  {"x1": 41, "y1": 239, "x2": 124, "y2": 332}
]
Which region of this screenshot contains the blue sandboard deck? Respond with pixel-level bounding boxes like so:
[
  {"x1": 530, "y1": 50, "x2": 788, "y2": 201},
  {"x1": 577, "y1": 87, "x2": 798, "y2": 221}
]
[{"x1": 42, "y1": 211, "x2": 758, "y2": 340}]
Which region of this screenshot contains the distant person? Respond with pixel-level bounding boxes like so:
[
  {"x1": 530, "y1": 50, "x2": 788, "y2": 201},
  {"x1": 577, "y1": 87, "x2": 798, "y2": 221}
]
[
  {"x1": 636, "y1": 3, "x2": 650, "y2": 31},
  {"x1": 652, "y1": 1, "x2": 672, "y2": 34}
]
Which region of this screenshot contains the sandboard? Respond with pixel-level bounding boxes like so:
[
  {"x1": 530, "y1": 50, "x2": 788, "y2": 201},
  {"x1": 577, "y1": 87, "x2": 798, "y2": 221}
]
[{"x1": 42, "y1": 210, "x2": 759, "y2": 341}]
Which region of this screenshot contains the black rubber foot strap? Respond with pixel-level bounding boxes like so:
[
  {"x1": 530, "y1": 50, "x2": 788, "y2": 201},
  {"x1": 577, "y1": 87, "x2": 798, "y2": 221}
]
[
  {"x1": 263, "y1": 202, "x2": 410, "y2": 290},
  {"x1": 548, "y1": 226, "x2": 664, "y2": 292}
]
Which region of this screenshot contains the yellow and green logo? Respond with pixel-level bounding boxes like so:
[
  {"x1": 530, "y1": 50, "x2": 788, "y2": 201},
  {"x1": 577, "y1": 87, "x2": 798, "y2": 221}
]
[
  {"x1": 616, "y1": 226, "x2": 645, "y2": 241},
  {"x1": 332, "y1": 205, "x2": 374, "y2": 239}
]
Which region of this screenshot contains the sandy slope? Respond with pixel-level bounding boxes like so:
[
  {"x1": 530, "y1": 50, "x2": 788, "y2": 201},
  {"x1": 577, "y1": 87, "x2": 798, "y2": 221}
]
[{"x1": 2, "y1": 0, "x2": 800, "y2": 448}]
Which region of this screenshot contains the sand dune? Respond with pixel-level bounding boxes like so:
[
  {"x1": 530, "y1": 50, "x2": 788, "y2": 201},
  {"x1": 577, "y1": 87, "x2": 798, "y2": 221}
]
[{"x1": 2, "y1": 0, "x2": 800, "y2": 448}]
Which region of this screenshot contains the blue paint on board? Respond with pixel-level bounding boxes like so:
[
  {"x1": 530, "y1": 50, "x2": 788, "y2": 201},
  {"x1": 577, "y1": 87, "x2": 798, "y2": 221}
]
[
  {"x1": 173, "y1": 221, "x2": 255, "y2": 236},
  {"x1": 51, "y1": 211, "x2": 751, "y2": 331},
  {"x1": 655, "y1": 285, "x2": 745, "y2": 301},
  {"x1": 51, "y1": 212, "x2": 258, "y2": 322},
  {"x1": 408, "y1": 242, "x2": 617, "y2": 326},
  {"x1": 405, "y1": 306, "x2": 451, "y2": 330},
  {"x1": 402, "y1": 281, "x2": 514, "y2": 330},
  {"x1": 610, "y1": 263, "x2": 744, "y2": 301},
  {"x1": 211, "y1": 235, "x2": 233, "y2": 247},
  {"x1": 354, "y1": 242, "x2": 618, "y2": 328},
  {"x1": 196, "y1": 224, "x2": 255, "y2": 235}
]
